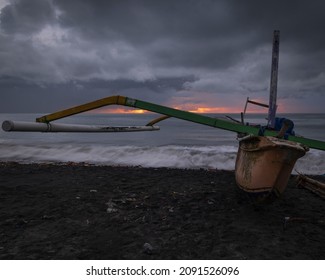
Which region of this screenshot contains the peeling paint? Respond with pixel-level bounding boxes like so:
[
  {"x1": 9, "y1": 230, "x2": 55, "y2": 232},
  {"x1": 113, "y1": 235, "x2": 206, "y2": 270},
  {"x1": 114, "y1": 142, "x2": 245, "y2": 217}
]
[{"x1": 235, "y1": 136, "x2": 308, "y2": 200}]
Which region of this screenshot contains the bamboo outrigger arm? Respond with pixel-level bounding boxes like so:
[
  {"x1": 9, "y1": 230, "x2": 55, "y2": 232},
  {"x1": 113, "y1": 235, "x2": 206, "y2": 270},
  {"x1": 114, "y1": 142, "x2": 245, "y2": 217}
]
[
  {"x1": 36, "y1": 95, "x2": 127, "y2": 123},
  {"x1": 2, "y1": 120, "x2": 159, "y2": 133},
  {"x1": 32, "y1": 95, "x2": 325, "y2": 151},
  {"x1": 146, "y1": 115, "x2": 171, "y2": 126}
]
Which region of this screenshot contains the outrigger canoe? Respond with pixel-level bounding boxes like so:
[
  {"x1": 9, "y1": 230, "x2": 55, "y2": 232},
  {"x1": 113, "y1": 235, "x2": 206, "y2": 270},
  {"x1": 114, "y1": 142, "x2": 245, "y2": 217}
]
[
  {"x1": 2, "y1": 31, "x2": 325, "y2": 202},
  {"x1": 235, "y1": 135, "x2": 308, "y2": 200}
]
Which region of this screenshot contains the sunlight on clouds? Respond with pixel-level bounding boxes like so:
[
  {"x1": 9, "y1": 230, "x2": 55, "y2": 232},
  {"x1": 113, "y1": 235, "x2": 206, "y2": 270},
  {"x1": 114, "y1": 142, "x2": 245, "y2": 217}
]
[
  {"x1": 189, "y1": 107, "x2": 234, "y2": 113},
  {"x1": 96, "y1": 103, "x2": 240, "y2": 114},
  {"x1": 188, "y1": 45, "x2": 271, "y2": 96},
  {"x1": 173, "y1": 102, "x2": 242, "y2": 114},
  {"x1": 95, "y1": 107, "x2": 148, "y2": 114},
  {"x1": 0, "y1": 0, "x2": 9, "y2": 10},
  {"x1": 129, "y1": 64, "x2": 156, "y2": 81},
  {"x1": 30, "y1": 24, "x2": 156, "y2": 83},
  {"x1": 33, "y1": 24, "x2": 69, "y2": 47}
]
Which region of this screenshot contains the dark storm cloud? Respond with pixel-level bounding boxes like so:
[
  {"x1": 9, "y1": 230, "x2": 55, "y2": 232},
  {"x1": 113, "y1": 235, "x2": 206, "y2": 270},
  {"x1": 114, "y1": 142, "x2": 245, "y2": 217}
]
[
  {"x1": 80, "y1": 76, "x2": 196, "y2": 93},
  {"x1": 0, "y1": 0, "x2": 55, "y2": 34},
  {"x1": 0, "y1": 0, "x2": 324, "y2": 113},
  {"x1": 52, "y1": 0, "x2": 255, "y2": 69},
  {"x1": 0, "y1": 74, "x2": 196, "y2": 112},
  {"x1": 52, "y1": 0, "x2": 325, "y2": 67}
]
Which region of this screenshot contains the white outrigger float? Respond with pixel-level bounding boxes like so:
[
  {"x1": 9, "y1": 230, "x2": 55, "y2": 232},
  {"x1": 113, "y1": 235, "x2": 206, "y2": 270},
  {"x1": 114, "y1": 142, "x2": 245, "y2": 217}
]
[{"x1": 2, "y1": 31, "x2": 325, "y2": 201}]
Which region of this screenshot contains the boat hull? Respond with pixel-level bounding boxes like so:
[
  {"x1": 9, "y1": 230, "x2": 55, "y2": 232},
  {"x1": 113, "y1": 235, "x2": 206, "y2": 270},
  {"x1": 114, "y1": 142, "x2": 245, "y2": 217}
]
[{"x1": 235, "y1": 136, "x2": 308, "y2": 200}]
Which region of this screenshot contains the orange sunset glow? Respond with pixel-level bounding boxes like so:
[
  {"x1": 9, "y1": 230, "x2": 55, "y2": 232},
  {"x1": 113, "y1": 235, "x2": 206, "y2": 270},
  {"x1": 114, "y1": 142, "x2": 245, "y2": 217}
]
[
  {"x1": 189, "y1": 107, "x2": 234, "y2": 113},
  {"x1": 96, "y1": 106, "x2": 261, "y2": 114},
  {"x1": 94, "y1": 99, "x2": 280, "y2": 114},
  {"x1": 90, "y1": 99, "x2": 294, "y2": 114},
  {"x1": 95, "y1": 107, "x2": 147, "y2": 114}
]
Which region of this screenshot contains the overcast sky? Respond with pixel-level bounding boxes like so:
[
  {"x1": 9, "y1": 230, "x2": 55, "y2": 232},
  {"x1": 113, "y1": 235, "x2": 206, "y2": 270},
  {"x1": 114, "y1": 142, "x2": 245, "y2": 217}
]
[{"x1": 1, "y1": 0, "x2": 324, "y2": 114}]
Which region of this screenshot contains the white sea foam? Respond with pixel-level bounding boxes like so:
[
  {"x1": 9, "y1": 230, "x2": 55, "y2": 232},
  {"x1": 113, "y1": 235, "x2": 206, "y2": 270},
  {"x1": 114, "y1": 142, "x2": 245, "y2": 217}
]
[
  {"x1": 295, "y1": 149, "x2": 325, "y2": 175},
  {"x1": 0, "y1": 113, "x2": 324, "y2": 174},
  {"x1": 0, "y1": 141, "x2": 324, "y2": 174},
  {"x1": 0, "y1": 142, "x2": 238, "y2": 170}
]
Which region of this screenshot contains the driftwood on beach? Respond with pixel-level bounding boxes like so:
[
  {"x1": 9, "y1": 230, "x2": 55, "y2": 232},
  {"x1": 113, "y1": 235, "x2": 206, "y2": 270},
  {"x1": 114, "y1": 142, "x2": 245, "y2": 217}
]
[{"x1": 297, "y1": 174, "x2": 325, "y2": 199}]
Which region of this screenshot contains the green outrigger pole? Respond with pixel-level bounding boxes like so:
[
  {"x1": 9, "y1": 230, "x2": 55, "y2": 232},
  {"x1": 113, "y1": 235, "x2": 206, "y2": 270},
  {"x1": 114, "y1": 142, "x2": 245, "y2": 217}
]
[
  {"x1": 3, "y1": 94, "x2": 324, "y2": 151},
  {"x1": 9, "y1": 94, "x2": 319, "y2": 151},
  {"x1": 3, "y1": 30, "x2": 323, "y2": 202},
  {"x1": 2, "y1": 30, "x2": 325, "y2": 151},
  {"x1": 123, "y1": 97, "x2": 325, "y2": 151}
]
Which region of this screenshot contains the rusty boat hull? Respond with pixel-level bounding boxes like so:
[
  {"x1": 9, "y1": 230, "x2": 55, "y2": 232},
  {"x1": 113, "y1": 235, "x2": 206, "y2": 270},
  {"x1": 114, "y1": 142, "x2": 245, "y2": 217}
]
[{"x1": 235, "y1": 136, "x2": 308, "y2": 200}]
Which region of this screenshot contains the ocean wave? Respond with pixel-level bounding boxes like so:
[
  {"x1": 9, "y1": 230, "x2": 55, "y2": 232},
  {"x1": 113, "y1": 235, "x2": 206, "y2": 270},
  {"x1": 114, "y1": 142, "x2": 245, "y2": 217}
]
[
  {"x1": 0, "y1": 141, "x2": 324, "y2": 174},
  {"x1": 0, "y1": 142, "x2": 237, "y2": 170}
]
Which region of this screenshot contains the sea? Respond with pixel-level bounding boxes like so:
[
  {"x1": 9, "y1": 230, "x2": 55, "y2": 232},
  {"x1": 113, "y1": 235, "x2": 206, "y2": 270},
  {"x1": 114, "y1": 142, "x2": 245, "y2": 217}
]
[{"x1": 0, "y1": 113, "x2": 324, "y2": 175}]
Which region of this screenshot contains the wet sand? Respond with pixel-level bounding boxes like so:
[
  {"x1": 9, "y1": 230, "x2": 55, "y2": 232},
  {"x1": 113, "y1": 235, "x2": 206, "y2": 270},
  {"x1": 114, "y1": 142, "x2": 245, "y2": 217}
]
[{"x1": 0, "y1": 162, "x2": 325, "y2": 260}]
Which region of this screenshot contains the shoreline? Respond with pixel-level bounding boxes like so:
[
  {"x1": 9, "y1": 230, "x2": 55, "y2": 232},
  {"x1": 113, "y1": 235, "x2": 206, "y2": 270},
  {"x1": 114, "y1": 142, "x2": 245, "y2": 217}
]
[{"x1": 1, "y1": 162, "x2": 325, "y2": 259}]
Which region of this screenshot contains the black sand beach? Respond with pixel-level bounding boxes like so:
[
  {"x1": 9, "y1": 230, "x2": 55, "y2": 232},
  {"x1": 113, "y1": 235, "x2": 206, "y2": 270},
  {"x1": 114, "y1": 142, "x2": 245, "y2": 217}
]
[{"x1": 0, "y1": 162, "x2": 325, "y2": 260}]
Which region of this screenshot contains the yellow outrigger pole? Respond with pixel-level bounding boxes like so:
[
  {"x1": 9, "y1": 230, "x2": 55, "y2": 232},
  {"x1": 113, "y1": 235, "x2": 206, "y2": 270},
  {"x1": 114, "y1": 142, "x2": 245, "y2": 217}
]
[
  {"x1": 2, "y1": 94, "x2": 325, "y2": 151},
  {"x1": 32, "y1": 95, "x2": 324, "y2": 151},
  {"x1": 3, "y1": 93, "x2": 324, "y2": 202},
  {"x1": 3, "y1": 30, "x2": 324, "y2": 202}
]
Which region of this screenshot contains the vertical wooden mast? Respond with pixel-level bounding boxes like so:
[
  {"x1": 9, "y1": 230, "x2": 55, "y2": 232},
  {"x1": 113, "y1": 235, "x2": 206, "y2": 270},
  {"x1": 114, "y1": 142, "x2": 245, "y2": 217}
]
[{"x1": 268, "y1": 30, "x2": 280, "y2": 128}]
